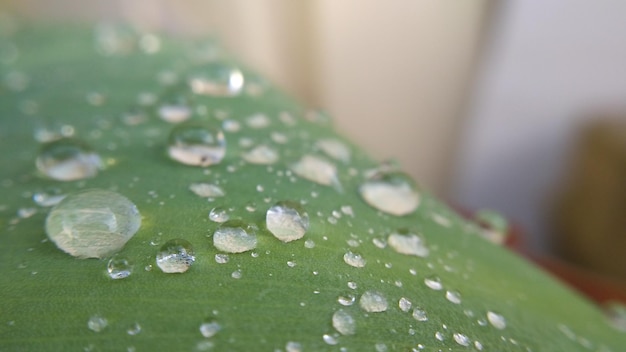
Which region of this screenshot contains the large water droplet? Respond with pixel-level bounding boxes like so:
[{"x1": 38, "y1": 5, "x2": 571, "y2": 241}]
[
  {"x1": 242, "y1": 145, "x2": 278, "y2": 165},
  {"x1": 107, "y1": 254, "x2": 133, "y2": 279},
  {"x1": 453, "y1": 333, "x2": 470, "y2": 347},
  {"x1": 388, "y1": 231, "x2": 429, "y2": 257},
  {"x1": 266, "y1": 201, "x2": 309, "y2": 242},
  {"x1": 359, "y1": 172, "x2": 419, "y2": 216},
  {"x1": 87, "y1": 315, "x2": 108, "y2": 332},
  {"x1": 343, "y1": 251, "x2": 366, "y2": 268},
  {"x1": 359, "y1": 291, "x2": 388, "y2": 312},
  {"x1": 213, "y1": 219, "x2": 257, "y2": 253},
  {"x1": 487, "y1": 311, "x2": 506, "y2": 330},
  {"x1": 199, "y1": 320, "x2": 221, "y2": 338},
  {"x1": 189, "y1": 62, "x2": 244, "y2": 97},
  {"x1": 45, "y1": 189, "x2": 141, "y2": 258},
  {"x1": 156, "y1": 239, "x2": 196, "y2": 273},
  {"x1": 290, "y1": 155, "x2": 339, "y2": 188},
  {"x1": 316, "y1": 139, "x2": 350, "y2": 163},
  {"x1": 168, "y1": 123, "x2": 226, "y2": 167},
  {"x1": 36, "y1": 138, "x2": 102, "y2": 181},
  {"x1": 332, "y1": 309, "x2": 356, "y2": 335}
]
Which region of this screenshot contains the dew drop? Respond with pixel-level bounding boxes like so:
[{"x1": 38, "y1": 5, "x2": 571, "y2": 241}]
[
  {"x1": 453, "y1": 333, "x2": 471, "y2": 347},
  {"x1": 213, "y1": 219, "x2": 257, "y2": 253},
  {"x1": 322, "y1": 333, "x2": 338, "y2": 345},
  {"x1": 359, "y1": 172, "x2": 419, "y2": 216},
  {"x1": 158, "y1": 103, "x2": 191, "y2": 123},
  {"x1": 33, "y1": 190, "x2": 66, "y2": 207},
  {"x1": 446, "y1": 290, "x2": 462, "y2": 304},
  {"x1": 127, "y1": 322, "x2": 142, "y2": 335},
  {"x1": 388, "y1": 231, "x2": 429, "y2": 257},
  {"x1": 266, "y1": 201, "x2": 309, "y2": 242},
  {"x1": 36, "y1": 138, "x2": 102, "y2": 181},
  {"x1": 87, "y1": 315, "x2": 107, "y2": 332},
  {"x1": 487, "y1": 311, "x2": 506, "y2": 330},
  {"x1": 347, "y1": 281, "x2": 358, "y2": 290},
  {"x1": 231, "y1": 269, "x2": 242, "y2": 279},
  {"x1": 285, "y1": 341, "x2": 302, "y2": 352},
  {"x1": 332, "y1": 309, "x2": 356, "y2": 335},
  {"x1": 214, "y1": 253, "x2": 229, "y2": 264},
  {"x1": 242, "y1": 145, "x2": 278, "y2": 165},
  {"x1": 412, "y1": 307, "x2": 428, "y2": 321},
  {"x1": 475, "y1": 209, "x2": 509, "y2": 244},
  {"x1": 359, "y1": 291, "x2": 388, "y2": 313},
  {"x1": 424, "y1": 276, "x2": 443, "y2": 290},
  {"x1": 399, "y1": 297, "x2": 412, "y2": 312},
  {"x1": 107, "y1": 254, "x2": 133, "y2": 279},
  {"x1": 338, "y1": 294, "x2": 356, "y2": 306},
  {"x1": 189, "y1": 62, "x2": 244, "y2": 97},
  {"x1": 474, "y1": 341, "x2": 483, "y2": 350},
  {"x1": 45, "y1": 189, "x2": 141, "y2": 258},
  {"x1": 190, "y1": 183, "x2": 225, "y2": 198},
  {"x1": 199, "y1": 320, "x2": 221, "y2": 338},
  {"x1": 17, "y1": 207, "x2": 37, "y2": 218},
  {"x1": 246, "y1": 113, "x2": 271, "y2": 129},
  {"x1": 290, "y1": 155, "x2": 339, "y2": 188},
  {"x1": 156, "y1": 239, "x2": 195, "y2": 273},
  {"x1": 375, "y1": 343, "x2": 388, "y2": 352},
  {"x1": 435, "y1": 331, "x2": 444, "y2": 341},
  {"x1": 304, "y1": 239, "x2": 316, "y2": 249},
  {"x1": 343, "y1": 251, "x2": 366, "y2": 268},
  {"x1": 168, "y1": 124, "x2": 226, "y2": 167},
  {"x1": 209, "y1": 207, "x2": 229, "y2": 223},
  {"x1": 222, "y1": 119, "x2": 241, "y2": 132}
]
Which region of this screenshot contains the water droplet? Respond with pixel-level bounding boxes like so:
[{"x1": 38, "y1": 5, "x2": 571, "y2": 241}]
[
  {"x1": 45, "y1": 189, "x2": 141, "y2": 258},
  {"x1": 290, "y1": 155, "x2": 339, "y2": 188},
  {"x1": 412, "y1": 308, "x2": 428, "y2": 321},
  {"x1": 266, "y1": 201, "x2": 309, "y2": 242},
  {"x1": 168, "y1": 124, "x2": 226, "y2": 167},
  {"x1": 246, "y1": 113, "x2": 271, "y2": 129},
  {"x1": 304, "y1": 239, "x2": 316, "y2": 248},
  {"x1": 343, "y1": 251, "x2": 366, "y2": 268},
  {"x1": 388, "y1": 231, "x2": 429, "y2": 257},
  {"x1": 399, "y1": 297, "x2": 412, "y2": 312},
  {"x1": 231, "y1": 269, "x2": 242, "y2": 279},
  {"x1": 475, "y1": 209, "x2": 509, "y2": 244},
  {"x1": 33, "y1": 189, "x2": 66, "y2": 207},
  {"x1": 285, "y1": 341, "x2": 302, "y2": 352},
  {"x1": 36, "y1": 138, "x2": 102, "y2": 181},
  {"x1": 338, "y1": 294, "x2": 356, "y2": 306},
  {"x1": 17, "y1": 207, "x2": 37, "y2": 218},
  {"x1": 107, "y1": 254, "x2": 133, "y2": 279},
  {"x1": 347, "y1": 281, "x2": 357, "y2": 290},
  {"x1": 375, "y1": 343, "x2": 388, "y2": 352},
  {"x1": 158, "y1": 103, "x2": 191, "y2": 123},
  {"x1": 189, "y1": 183, "x2": 225, "y2": 198},
  {"x1": 209, "y1": 207, "x2": 229, "y2": 223},
  {"x1": 316, "y1": 139, "x2": 350, "y2": 162},
  {"x1": 322, "y1": 333, "x2": 338, "y2": 345},
  {"x1": 127, "y1": 322, "x2": 142, "y2": 335},
  {"x1": 199, "y1": 320, "x2": 221, "y2": 338},
  {"x1": 222, "y1": 119, "x2": 240, "y2": 132},
  {"x1": 189, "y1": 62, "x2": 244, "y2": 97},
  {"x1": 435, "y1": 331, "x2": 444, "y2": 341},
  {"x1": 213, "y1": 219, "x2": 257, "y2": 253},
  {"x1": 424, "y1": 276, "x2": 443, "y2": 290},
  {"x1": 332, "y1": 309, "x2": 356, "y2": 335},
  {"x1": 359, "y1": 291, "x2": 388, "y2": 312},
  {"x1": 214, "y1": 253, "x2": 229, "y2": 264},
  {"x1": 445, "y1": 290, "x2": 462, "y2": 304},
  {"x1": 359, "y1": 172, "x2": 419, "y2": 216},
  {"x1": 242, "y1": 145, "x2": 278, "y2": 165},
  {"x1": 487, "y1": 311, "x2": 506, "y2": 330},
  {"x1": 156, "y1": 239, "x2": 196, "y2": 273},
  {"x1": 453, "y1": 333, "x2": 470, "y2": 347},
  {"x1": 87, "y1": 315, "x2": 108, "y2": 332},
  {"x1": 474, "y1": 341, "x2": 483, "y2": 350}
]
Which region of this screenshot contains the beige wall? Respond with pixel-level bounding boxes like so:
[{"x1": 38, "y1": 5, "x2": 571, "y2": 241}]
[{"x1": 4, "y1": 0, "x2": 490, "y2": 194}]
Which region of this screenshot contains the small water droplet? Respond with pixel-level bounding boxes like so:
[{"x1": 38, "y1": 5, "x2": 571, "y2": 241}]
[
  {"x1": 33, "y1": 189, "x2": 66, "y2": 207},
  {"x1": 399, "y1": 297, "x2": 412, "y2": 312},
  {"x1": 475, "y1": 209, "x2": 509, "y2": 244},
  {"x1": 388, "y1": 231, "x2": 429, "y2": 257},
  {"x1": 17, "y1": 207, "x2": 37, "y2": 218},
  {"x1": 87, "y1": 315, "x2": 107, "y2": 332},
  {"x1": 322, "y1": 333, "x2": 338, "y2": 345},
  {"x1": 266, "y1": 201, "x2": 309, "y2": 242},
  {"x1": 316, "y1": 139, "x2": 350, "y2": 162},
  {"x1": 435, "y1": 331, "x2": 444, "y2": 341},
  {"x1": 45, "y1": 189, "x2": 141, "y2": 258},
  {"x1": 222, "y1": 119, "x2": 241, "y2": 132},
  {"x1": 242, "y1": 145, "x2": 278, "y2": 165},
  {"x1": 209, "y1": 207, "x2": 230, "y2": 223},
  {"x1": 453, "y1": 333, "x2": 470, "y2": 347},
  {"x1": 246, "y1": 113, "x2": 271, "y2": 129},
  {"x1": 127, "y1": 322, "x2": 142, "y2": 335},
  {"x1": 156, "y1": 239, "x2": 195, "y2": 273},
  {"x1": 213, "y1": 219, "x2": 257, "y2": 253},
  {"x1": 474, "y1": 341, "x2": 483, "y2": 350},
  {"x1": 359, "y1": 172, "x2": 419, "y2": 216},
  {"x1": 487, "y1": 311, "x2": 506, "y2": 330},
  {"x1": 214, "y1": 253, "x2": 229, "y2": 264},
  {"x1": 332, "y1": 309, "x2": 356, "y2": 335},
  {"x1": 359, "y1": 291, "x2": 388, "y2": 312},
  {"x1": 190, "y1": 183, "x2": 225, "y2": 198},
  {"x1": 158, "y1": 103, "x2": 191, "y2": 123},
  {"x1": 424, "y1": 276, "x2": 443, "y2": 290},
  {"x1": 375, "y1": 343, "x2": 388, "y2": 352},
  {"x1": 107, "y1": 254, "x2": 133, "y2": 279},
  {"x1": 445, "y1": 290, "x2": 462, "y2": 304},
  {"x1": 290, "y1": 155, "x2": 339, "y2": 188},
  {"x1": 189, "y1": 62, "x2": 244, "y2": 97},
  {"x1": 36, "y1": 138, "x2": 102, "y2": 181},
  {"x1": 347, "y1": 281, "x2": 357, "y2": 290},
  {"x1": 338, "y1": 294, "x2": 356, "y2": 306},
  {"x1": 304, "y1": 239, "x2": 316, "y2": 249},
  {"x1": 343, "y1": 251, "x2": 366, "y2": 268},
  {"x1": 285, "y1": 341, "x2": 302, "y2": 352},
  {"x1": 199, "y1": 320, "x2": 221, "y2": 338},
  {"x1": 412, "y1": 307, "x2": 428, "y2": 321},
  {"x1": 168, "y1": 124, "x2": 226, "y2": 167},
  {"x1": 231, "y1": 269, "x2": 242, "y2": 279}
]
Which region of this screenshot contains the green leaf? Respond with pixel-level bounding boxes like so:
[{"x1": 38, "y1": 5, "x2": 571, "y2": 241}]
[{"x1": 1, "y1": 21, "x2": 624, "y2": 351}]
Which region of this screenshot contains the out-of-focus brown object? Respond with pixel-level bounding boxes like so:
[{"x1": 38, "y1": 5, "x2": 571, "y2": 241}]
[{"x1": 554, "y1": 117, "x2": 626, "y2": 282}]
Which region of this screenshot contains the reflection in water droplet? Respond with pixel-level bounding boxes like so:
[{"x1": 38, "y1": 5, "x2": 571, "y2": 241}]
[
  {"x1": 36, "y1": 138, "x2": 102, "y2": 181},
  {"x1": 316, "y1": 139, "x2": 350, "y2": 162},
  {"x1": 87, "y1": 315, "x2": 108, "y2": 332},
  {"x1": 158, "y1": 104, "x2": 191, "y2": 123},
  {"x1": 168, "y1": 124, "x2": 226, "y2": 167},
  {"x1": 199, "y1": 321, "x2": 221, "y2": 338},
  {"x1": 242, "y1": 145, "x2": 278, "y2": 165},
  {"x1": 290, "y1": 155, "x2": 340, "y2": 188},
  {"x1": 359, "y1": 291, "x2": 388, "y2": 313},
  {"x1": 446, "y1": 290, "x2": 462, "y2": 304},
  {"x1": 107, "y1": 254, "x2": 133, "y2": 279},
  {"x1": 266, "y1": 201, "x2": 309, "y2": 242},
  {"x1": 213, "y1": 219, "x2": 257, "y2": 253},
  {"x1": 156, "y1": 239, "x2": 195, "y2": 273},
  {"x1": 412, "y1": 308, "x2": 428, "y2": 322},
  {"x1": 487, "y1": 311, "x2": 506, "y2": 330},
  {"x1": 189, "y1": 62, "x2": 244, "y2": 97},
  {"x1": 399, "y1": 297, "x2": 412, "y2": 312},
  {"x1": 209, "y1": 207, "x2": 229, "y2": 223},
  {"x1": 45, "y1": 189, "x2": 141, "y2": 258},
  {"x1": 190, "y1": 183, "x2": 225, "y2": 198},
  {"x1": 343, "y1": 251, "x2": 366, "y2": 268},
  {"x1": 332, "y1": 309, "x2": 356, "y2": 335},
  {"x1": 388, "y1": 231, "x2": 429, "y2": 257},
  {"x1": 359, "y1": 172, "x2": 419, "y2": 216},
  {"x1": 424, "y1": 276, "x2": 443, "y2": 291}
]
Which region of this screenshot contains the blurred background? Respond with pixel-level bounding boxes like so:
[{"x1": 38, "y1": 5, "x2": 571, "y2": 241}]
[{"x1": 4, "y1": 0, "x2": 626, "y2": 299}]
